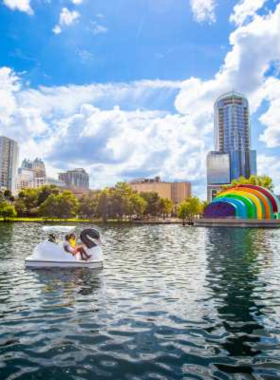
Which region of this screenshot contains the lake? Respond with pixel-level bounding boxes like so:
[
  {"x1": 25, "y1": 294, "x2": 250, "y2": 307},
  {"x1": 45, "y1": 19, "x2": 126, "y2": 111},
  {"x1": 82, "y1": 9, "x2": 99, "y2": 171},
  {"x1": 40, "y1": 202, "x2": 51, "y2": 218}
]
[{"x1": 1, "y1": 223, "x2": 280, "y2": 379}]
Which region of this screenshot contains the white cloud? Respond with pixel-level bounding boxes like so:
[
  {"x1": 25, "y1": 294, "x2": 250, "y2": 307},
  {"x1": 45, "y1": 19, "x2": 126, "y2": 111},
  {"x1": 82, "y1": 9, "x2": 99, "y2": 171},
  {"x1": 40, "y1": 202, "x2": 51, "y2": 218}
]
[
  {"x1": 3, "y1": 0, "x2": 33, "y2": 15},
  {"x1": 53, "y1": 26, "x2": 62, "y2": 35},
  {"x1": 258, "y1": 154, "x2": 280, "y2": 194},
  {"x1": 0, "y1": 68, "x2": 47, "y2": 138},
  {"x1": 259, "y1": 77, "x2": 280, "y2": 147},
  {"x1": 53, "y1": 7, "x2": 80, "y2": 34},
  {"x1": 190, "y1": 0, "x2": 217, "y2": 24},
  {"x1": 45, "y1": 105, "x2": 207, "y2": 189},
  {"x1": 0, "y1": 68, "x2": 207, "y2": 194},
  {"x1": 89, "y1": 21, "x2": 108, "y2": 36},
  {"x1": 230, "y1": 0, "x2": 268, "y2": 26},
  {"x1": 18, "y1": 80, "x2": 182, "y2": 118},
  {"x1": 0, "y1": 67, "x2": 20, "y2": 125},
  {"x1": 72, "y1": 0, "x2": 83, "y2": 4}
]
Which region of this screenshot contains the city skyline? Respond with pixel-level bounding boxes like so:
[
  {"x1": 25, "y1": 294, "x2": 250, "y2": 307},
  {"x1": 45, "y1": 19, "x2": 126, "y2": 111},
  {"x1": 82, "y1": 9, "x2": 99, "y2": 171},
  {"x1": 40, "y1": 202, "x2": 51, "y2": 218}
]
[{"x1": 0, "y1": 1, "x2": 280, "y2": 198}]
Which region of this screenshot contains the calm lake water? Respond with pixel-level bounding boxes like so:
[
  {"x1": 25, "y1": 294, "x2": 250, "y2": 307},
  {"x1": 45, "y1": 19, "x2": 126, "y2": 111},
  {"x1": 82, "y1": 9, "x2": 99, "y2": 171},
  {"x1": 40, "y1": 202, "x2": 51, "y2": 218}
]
[{"x1": 1, "y1": 223, "x2": 280, "y2": 380}]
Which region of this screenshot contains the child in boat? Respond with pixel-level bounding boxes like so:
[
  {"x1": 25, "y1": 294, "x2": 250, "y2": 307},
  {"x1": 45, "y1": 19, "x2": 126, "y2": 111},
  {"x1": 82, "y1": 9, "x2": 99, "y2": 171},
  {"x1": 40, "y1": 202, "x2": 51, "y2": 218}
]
[{"x1": 63, "y1": 233, "x2": 91, "y2": 261}]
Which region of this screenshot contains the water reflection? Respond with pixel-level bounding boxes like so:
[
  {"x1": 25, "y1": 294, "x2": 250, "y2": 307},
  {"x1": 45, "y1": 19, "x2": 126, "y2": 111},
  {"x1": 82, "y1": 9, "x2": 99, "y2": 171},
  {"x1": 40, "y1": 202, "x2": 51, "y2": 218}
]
[
  {"x1": 0, "y1": 223, "x2": 15, "y2": 260},
  {"x1": 206, "y1": 228, "x2": 278, "y2": 378},
  {"x1": 30, "y1": 268, "x2": 102, "y2": 296}
]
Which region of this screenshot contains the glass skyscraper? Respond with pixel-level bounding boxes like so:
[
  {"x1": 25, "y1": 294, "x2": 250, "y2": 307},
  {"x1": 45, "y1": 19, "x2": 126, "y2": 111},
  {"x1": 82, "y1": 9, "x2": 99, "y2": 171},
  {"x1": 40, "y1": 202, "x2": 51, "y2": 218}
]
[
  {"x1": 207, "y1": 92, "x2": 257, "y2": 201},
  {"x1": 214, "y1": 91, "x2": 257, "y2": 181}
]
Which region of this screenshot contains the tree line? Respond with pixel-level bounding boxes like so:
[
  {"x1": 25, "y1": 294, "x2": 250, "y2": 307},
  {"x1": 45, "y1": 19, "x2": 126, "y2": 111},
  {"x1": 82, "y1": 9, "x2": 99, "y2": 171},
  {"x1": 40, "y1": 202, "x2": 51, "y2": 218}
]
[
  {"x1": 0, "y1": 183, "x2": 182, "y2": 220},
  {"x1": 0, "y1": 175, "x2": 274, "y2": 221}
]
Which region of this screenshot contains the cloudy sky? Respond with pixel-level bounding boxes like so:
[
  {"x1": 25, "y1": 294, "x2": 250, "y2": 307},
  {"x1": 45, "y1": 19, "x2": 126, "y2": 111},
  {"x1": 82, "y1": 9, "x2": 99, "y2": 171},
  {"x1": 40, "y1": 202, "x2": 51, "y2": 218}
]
[{"x1": 0, "y1": 0, "x2": 280, "y2": 198}]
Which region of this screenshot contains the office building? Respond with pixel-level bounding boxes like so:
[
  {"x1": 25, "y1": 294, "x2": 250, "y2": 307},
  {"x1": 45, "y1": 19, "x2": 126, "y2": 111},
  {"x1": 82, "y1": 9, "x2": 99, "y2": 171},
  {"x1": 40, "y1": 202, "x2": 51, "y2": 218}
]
[
  {"x1": 0, "y1": 136, "x2": 19, "y2": 194},
  {"x1": 130, "y1": 177, "x2": 191, "y2": 205},
  {"x1": 207, "y1": 92, "x2": 257, "y2": 201},
  {"x1": 214, "y1": 91, "x2": 257, "y2": 180},
  {"x1": 59, "y1": 168, "x2": 89, "y2": 189}
]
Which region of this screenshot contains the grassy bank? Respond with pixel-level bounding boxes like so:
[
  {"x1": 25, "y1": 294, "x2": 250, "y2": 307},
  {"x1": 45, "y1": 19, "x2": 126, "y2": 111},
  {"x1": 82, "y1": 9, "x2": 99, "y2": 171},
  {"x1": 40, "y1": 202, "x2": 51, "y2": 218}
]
[
  {"x1": 0, "y1": 217, "x2": 99, "y2": 223},
  {"x1": 0, "y1": 217, "x2": 184, "y2": 224}
]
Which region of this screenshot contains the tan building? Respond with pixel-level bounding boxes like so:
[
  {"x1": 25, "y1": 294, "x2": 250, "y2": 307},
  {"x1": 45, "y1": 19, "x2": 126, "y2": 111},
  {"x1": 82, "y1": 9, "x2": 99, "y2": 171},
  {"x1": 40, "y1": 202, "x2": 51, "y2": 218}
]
[
  {"x1": 130, "y1": 177, "x2": 191, "y2": 205},
  {"x1": 171, "y1": 182, "x2": 192, "y2": 204}
]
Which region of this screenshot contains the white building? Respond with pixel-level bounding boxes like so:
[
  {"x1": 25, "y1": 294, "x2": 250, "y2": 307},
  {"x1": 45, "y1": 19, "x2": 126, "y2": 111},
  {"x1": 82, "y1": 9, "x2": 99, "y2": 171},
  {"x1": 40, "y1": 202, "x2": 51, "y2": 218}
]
[
  {"x1": 21, "y1": 158, "x2": 46, "y2": 178},
  {"x1": 0, "y1": 136, "x2": 19, "y2": 194},
  {"x1": 16, "y1": 172, "x2": 66, "y2": 192}
]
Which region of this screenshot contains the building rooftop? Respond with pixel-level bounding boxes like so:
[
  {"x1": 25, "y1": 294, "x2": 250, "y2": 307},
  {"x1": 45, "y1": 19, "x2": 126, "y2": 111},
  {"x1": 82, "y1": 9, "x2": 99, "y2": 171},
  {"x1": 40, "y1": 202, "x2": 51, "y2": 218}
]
[{"x1": 215, "y1": 91, "x2": 247, "y2": 104}]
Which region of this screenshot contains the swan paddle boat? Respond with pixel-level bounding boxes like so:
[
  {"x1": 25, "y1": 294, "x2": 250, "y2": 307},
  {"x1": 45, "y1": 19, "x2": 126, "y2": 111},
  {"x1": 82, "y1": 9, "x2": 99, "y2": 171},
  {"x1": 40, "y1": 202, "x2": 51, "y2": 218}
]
[{"x1": 25, "y1": 226, "x2": 103, "y2": 269}]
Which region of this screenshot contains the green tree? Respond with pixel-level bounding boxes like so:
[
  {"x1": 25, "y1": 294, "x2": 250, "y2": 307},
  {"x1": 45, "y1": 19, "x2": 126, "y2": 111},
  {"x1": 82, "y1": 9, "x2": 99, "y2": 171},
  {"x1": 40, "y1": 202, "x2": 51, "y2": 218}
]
[
  {"x1": 39, "y1": 191, "x2": 78, "y2": 219},
  {"x1": 111, "y1": 182, "x2": 134, "y2": 220},
  {"x1": 177, "y1": 197, "x2": 202, "y2": 223},
  {"x1": 78, "y1": 190, "x2": 99, "y2": 218},
  {"x1": 0, "y1": 201, "x2": 17, "y2": 219},
  {"x1": 140, "y1": 192, "x2": 162, "y2": 216},
  {"x1": 37, "y1": 185, "x2": 60, "y2": 206},
  {"x1": 18, "y1": 188, "x2": 39, "y2": 216},
  {"x1": 96, "y1": 190, "x2": 110, "y2": 222},
  {"x1": 129, "y1": 193, "x2": 147, "y2": 219},
  {"x1": 223, "y1": 175, "x2": 274, "y2": 191},
  {"x1": 14, "y1": 198, "x2": 27, "y2": 217},
  {"x1": 4, "y1": 189, "x2": 12, "y2": 199},
  {"x1": 159, "y1": 198, "x2": 173, "y2": 218},
  {"x1": 177, "y1": 202, "x2": 190, "y2": 224}
]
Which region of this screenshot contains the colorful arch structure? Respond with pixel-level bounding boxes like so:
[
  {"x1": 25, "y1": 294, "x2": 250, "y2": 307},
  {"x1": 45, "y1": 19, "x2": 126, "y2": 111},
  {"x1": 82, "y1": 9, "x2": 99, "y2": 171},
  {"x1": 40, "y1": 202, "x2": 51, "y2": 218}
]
[{"x1": 204, "y1": 185, "x2": 280, "y2": 220}]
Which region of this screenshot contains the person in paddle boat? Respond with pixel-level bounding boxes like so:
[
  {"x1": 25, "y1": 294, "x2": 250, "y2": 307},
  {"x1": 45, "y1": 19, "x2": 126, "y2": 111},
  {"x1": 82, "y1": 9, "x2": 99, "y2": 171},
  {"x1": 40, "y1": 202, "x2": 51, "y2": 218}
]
[
  {"x1": 63, "y1": 233, "x2": 91, "y2": 261},
  {"x1": 48, "y1": 233, "x2": 57, "y2": 244}
]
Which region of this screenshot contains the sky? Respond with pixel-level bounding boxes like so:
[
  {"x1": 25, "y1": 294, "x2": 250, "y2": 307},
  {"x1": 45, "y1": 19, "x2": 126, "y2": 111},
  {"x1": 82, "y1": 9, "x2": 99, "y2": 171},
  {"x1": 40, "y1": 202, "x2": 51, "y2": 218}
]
[{"x1": 0, "y1": 0, "x2": 280, "y2": 198}]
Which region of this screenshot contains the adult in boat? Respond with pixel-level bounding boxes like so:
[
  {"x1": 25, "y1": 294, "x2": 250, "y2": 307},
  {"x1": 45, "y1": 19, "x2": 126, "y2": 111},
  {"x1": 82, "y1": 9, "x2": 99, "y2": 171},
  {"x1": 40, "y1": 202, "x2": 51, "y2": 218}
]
[
  {"x1": 63, "y1": 233, "x2": 91, "y2": 261},
  {"x1": 48, "y1": 233, "x2": 57, "y2": 243}
]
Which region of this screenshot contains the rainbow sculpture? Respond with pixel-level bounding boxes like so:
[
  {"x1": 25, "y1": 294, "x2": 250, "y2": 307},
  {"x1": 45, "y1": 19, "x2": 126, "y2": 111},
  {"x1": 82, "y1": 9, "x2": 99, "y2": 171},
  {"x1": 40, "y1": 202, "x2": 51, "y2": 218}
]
[{"x1": 204, "y1": 185, "x2": 280, "y2": 220}]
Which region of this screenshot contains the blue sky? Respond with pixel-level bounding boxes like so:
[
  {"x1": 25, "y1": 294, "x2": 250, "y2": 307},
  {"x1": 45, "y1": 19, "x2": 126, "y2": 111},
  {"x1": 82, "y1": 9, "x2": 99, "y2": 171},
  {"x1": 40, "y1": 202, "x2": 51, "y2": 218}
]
[{"x1": 0, "y1": 0, "x2": 280, "y2": 198}]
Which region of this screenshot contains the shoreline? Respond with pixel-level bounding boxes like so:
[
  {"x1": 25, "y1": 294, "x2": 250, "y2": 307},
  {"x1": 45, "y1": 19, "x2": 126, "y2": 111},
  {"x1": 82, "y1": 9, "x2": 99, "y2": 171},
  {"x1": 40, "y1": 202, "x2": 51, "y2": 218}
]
[
  {"x1": 195, "y1": 218, "x2": 280, "y2": 228},
  {"x1": 0, "y1": 217, "x2": 185, "y2": 225}
]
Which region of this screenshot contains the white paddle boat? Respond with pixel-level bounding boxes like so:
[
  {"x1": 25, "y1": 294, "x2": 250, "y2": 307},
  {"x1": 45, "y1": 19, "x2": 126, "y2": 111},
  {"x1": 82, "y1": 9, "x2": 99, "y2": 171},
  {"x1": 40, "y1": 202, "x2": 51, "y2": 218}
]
[{"x1": 25, "y1": 226, "x2": 103, "y2": 269}]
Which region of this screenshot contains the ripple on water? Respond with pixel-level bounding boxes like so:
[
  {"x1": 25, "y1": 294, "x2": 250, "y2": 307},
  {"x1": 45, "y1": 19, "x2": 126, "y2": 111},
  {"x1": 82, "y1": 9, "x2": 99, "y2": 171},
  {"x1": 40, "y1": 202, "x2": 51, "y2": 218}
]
[{"x1": 1, "y1": 224, "x2": 280, "y2": 379}]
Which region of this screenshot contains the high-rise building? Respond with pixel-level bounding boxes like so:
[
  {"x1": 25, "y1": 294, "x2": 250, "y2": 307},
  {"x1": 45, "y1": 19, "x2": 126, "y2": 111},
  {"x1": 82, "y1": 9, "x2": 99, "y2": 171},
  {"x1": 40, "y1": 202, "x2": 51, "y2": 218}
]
[
  {"x1": 32, "y1": 158, "x2": 46, "y2": 178},
  {"x1": 21, "y1": 158, "x2": 46, "y2": 178},
  {"x1": 21, "y1": 159, "x2": 32, "y2": 170},
  {"x1": 0, "y1": 136, "x2": 19, "y2": 194},
  {"x1": 214, "y1": 91, "x2": 257, "y2": 180},
  {"x1": 59, "y1": 168, "x2": 89, "y2": 189},
  {"x1": 207, "y1": 92, "x2": 257, "y2": 201}
]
